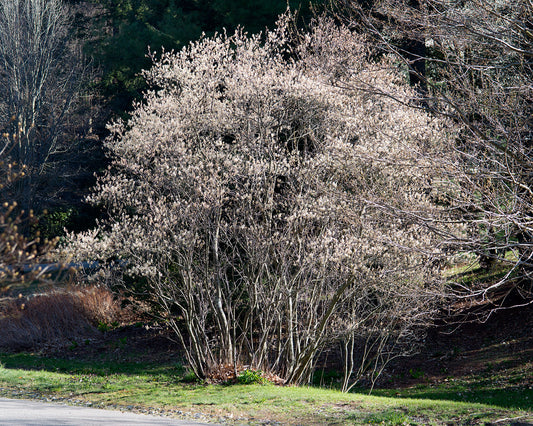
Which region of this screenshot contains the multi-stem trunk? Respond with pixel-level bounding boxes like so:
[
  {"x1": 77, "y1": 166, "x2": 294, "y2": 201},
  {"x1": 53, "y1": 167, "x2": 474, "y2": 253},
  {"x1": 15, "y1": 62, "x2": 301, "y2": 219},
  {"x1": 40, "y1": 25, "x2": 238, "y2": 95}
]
[{"x1": 212, "y1": 221, "x2": 233, "y2": 366}]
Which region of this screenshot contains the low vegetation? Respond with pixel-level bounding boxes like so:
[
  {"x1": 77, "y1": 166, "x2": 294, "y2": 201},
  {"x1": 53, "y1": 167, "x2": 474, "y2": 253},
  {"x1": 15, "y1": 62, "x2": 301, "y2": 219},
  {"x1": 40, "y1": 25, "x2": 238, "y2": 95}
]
[
  {"x1": 0, "y1": 284, "x2": 530, "y2": 424},
  {"x1": 0, "y1": 352, "x2": 531, "y2": 425},
  {"x1": 0, "y1": 285, "x2": 121, "y2": 350}
]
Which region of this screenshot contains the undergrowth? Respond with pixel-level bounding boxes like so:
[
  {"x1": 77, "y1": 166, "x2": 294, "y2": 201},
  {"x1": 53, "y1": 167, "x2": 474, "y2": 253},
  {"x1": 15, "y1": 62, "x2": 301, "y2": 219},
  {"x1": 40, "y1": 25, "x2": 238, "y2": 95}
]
[
  {"x1": 0, "y1": 352, "x2": 531, "y2": 425},
  {"x1": 0, "y1": 286, "x2": 121, "y2": 349}
]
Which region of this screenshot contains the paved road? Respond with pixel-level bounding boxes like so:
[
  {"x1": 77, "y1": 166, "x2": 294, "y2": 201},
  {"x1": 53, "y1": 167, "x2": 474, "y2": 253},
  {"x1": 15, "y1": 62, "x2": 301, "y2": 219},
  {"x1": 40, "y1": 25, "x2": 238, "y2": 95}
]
[{"x1": 0, "y1": 398, "x2": 212, "y2": 425}]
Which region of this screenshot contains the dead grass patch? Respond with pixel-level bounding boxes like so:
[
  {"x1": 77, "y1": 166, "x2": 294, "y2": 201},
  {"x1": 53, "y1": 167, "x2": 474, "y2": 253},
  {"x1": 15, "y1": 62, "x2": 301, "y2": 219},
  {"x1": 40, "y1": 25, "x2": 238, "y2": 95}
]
[{"x1": 0, "y1": 285, "x2": 121, "y2": 350}]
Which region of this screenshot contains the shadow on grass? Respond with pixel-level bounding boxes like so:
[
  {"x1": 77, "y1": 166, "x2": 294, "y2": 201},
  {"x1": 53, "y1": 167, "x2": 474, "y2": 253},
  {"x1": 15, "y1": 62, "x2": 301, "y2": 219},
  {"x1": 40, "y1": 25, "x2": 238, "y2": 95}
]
[
  {"x1": 0, "y1": 352, "x2": 185, "y2": 379},
  {"x1": 371, "y1": 386, "x2": 533, "y2": 411},
  {"x1": 3, "y1": 353, "x2": 532, "y2": 412}
]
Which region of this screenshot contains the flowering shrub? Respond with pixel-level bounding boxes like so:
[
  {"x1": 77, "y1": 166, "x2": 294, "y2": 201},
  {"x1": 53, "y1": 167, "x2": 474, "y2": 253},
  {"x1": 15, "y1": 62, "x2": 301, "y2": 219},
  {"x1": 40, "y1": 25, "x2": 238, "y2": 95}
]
[{"x1": 67, "y1": 14, "x2": 452, "y2": 385}]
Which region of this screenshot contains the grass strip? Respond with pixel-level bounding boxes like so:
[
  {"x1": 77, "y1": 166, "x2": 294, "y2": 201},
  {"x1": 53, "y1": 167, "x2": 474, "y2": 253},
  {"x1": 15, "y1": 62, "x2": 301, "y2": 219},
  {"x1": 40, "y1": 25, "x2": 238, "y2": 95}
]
[{"x1": 0, "y1": 353, "x2": 531, "y2": 425}]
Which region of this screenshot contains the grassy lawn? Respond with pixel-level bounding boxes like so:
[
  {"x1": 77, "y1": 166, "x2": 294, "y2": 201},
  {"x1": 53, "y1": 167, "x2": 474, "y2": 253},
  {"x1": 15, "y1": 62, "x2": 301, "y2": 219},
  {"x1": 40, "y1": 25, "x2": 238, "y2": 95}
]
[
  {"x1": 372, "y1": 366, "x2": 533, "y2": 412},
  {"x1": 1, "y1": 353, "x2": 531, "y2": 425}
]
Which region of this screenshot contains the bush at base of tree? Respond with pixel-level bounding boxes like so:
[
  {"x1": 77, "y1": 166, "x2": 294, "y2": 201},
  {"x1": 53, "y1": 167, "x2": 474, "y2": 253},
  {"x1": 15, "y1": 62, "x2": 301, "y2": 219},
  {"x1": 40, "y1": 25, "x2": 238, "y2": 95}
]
[{"x1": 67, "y1": 14, "x2": 454, "y2": 387}]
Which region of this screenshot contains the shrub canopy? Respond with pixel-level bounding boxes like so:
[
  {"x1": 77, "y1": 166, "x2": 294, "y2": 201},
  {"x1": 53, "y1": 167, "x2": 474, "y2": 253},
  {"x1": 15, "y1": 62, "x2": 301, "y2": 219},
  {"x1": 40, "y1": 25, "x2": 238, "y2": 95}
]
[{"x1": 68, "y1": 15, "x2": 453, "y2": 385}]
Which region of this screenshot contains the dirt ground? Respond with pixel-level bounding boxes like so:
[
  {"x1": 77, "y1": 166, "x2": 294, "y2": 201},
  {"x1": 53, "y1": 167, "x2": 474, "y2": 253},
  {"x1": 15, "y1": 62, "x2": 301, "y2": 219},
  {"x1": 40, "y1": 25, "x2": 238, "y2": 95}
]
[{"x1": 383, "y1": 301, "x2": 533, "y2": 389}]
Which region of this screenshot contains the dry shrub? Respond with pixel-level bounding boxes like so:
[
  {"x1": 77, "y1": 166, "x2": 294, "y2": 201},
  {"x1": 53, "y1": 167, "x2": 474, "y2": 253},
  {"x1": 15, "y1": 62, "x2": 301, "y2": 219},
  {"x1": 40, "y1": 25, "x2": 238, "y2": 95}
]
[
  {"x1": 74, "y1": 285, "x2": 121, "y2": 325},
  {"x1": 206, "y1": 363, "x2": 285, "y2": 385},
  {"x1": 0, "y1": 285, "x2": 121, "y2": 350},
  {"x1": 205, "y1": 363, "x2": 244, "y2": 384}
]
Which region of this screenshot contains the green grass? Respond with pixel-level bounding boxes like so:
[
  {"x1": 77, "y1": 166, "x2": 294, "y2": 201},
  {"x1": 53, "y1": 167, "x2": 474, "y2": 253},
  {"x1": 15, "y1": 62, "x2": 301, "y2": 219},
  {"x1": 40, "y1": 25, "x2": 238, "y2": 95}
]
[
  {"x1": 372, "y1": 377, "x2": 533, "y2": 412},
  {"x1": 443, "y1": 250, "x2": 519, "y2": 287},
  {"x1": 1, "y1": 353, "x2": 531, "y2": 425}
]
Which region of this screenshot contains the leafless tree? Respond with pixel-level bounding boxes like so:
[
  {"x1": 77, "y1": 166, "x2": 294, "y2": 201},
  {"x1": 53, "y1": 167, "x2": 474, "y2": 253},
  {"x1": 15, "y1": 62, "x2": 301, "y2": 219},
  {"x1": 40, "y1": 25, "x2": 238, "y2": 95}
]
[
  {"x1": 0, "y1": 0, "x2": 91, "y2": 213},
  {"x1": 0, "y1": 156, "x2": 57, "y2": 295},
  {"x1": 332, "y1": 0, "x2": 533, "y2": 310}
]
